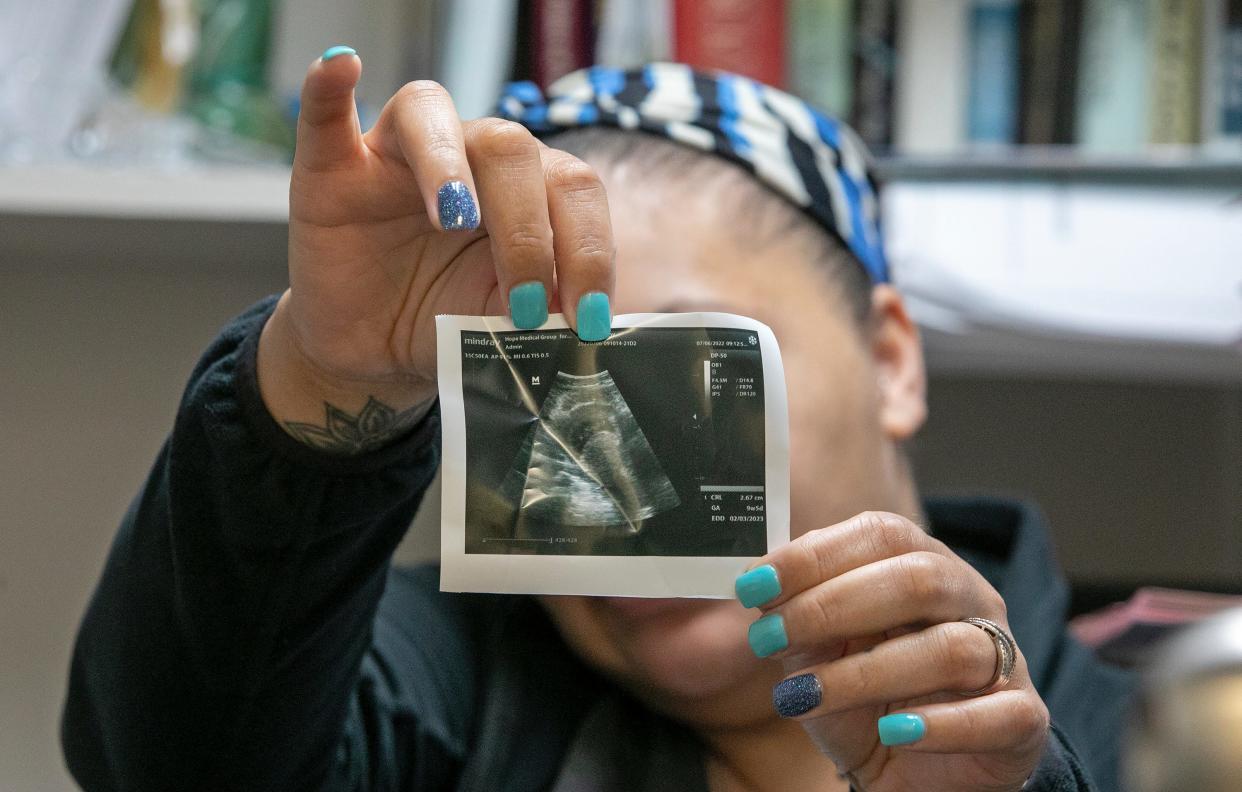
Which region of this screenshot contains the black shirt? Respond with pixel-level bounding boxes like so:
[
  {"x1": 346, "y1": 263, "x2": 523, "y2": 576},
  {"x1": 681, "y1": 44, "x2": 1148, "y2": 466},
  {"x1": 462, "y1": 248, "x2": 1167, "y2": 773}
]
[{"x1": 62, "y1": 298, "x2": 1135, "y2": 791}]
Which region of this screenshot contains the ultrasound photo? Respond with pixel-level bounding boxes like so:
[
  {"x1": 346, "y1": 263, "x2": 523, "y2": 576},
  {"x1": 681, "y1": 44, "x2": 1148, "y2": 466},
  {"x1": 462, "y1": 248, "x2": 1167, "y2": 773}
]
[
  {"x1": 498, "y1": 369, "x2": 681, "y2": 532},
  {"x1": 437, "y1": 312, "x2": 789, "y2": 596}
]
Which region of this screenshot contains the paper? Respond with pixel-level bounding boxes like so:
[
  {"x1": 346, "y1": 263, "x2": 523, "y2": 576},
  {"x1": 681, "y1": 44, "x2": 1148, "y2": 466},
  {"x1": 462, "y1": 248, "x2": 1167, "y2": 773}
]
[
  {"x1": 436, "y1": 312, "x2": 790, "y2": 598},
  {"x1": 884, "y1": 181, "x2": 1242, "y2": 346}
]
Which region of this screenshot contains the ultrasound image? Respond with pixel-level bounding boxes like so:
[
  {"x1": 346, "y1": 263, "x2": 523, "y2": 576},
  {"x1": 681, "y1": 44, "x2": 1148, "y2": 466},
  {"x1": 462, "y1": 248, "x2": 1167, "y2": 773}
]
[
  {"x1": 500, "y1": 370, "x2": 680, "y2": 533},
  {"x1": 461, "y1": 326, "x2": 768, "y2": 557}
]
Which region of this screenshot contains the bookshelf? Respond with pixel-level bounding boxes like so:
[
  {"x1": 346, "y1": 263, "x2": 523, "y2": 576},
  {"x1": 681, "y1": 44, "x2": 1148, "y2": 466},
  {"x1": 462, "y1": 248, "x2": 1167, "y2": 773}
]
[
  {"x1": 2, "y1": 157, "x2": 1238, "y2": 385},
  {"x1": 3, "y1": 0, "x2": 1239, "y2": 384}
]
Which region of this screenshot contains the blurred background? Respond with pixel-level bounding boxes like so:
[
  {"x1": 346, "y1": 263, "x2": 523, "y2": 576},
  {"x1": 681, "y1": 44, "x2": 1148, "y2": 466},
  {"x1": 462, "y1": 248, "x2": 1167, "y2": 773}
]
[{"x1": 1, "y1": 0, "x2": 1240, "y2": 789}]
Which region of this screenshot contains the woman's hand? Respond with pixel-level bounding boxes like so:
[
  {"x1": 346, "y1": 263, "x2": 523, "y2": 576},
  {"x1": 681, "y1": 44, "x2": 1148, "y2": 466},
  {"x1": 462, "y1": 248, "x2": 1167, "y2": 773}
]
[
  {"x1": 259, "y1": 48, "x2": 615, "y2": 452},
  {"x1": 736, "y1": 511, "x2": 1049, "y2": 792}
]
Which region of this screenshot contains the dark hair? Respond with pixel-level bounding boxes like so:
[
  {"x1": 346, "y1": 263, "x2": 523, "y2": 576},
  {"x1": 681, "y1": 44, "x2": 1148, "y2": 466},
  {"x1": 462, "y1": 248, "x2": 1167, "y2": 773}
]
[{"x1": 542, "y1": 127, "x2": 874, "y2": 329}]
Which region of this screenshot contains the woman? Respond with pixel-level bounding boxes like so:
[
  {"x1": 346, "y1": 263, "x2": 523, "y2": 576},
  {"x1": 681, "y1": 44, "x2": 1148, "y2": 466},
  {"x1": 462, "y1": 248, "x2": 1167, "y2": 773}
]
[{"x1": 62, "y1": 56, "x2": 1133, "y2": 791}]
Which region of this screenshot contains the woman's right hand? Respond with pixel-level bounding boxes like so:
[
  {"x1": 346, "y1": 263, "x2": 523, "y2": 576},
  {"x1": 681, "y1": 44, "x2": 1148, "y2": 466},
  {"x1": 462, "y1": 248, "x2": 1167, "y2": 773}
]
[{"x1": 258, "y1": 48, "x2": 616, "y2": 453}]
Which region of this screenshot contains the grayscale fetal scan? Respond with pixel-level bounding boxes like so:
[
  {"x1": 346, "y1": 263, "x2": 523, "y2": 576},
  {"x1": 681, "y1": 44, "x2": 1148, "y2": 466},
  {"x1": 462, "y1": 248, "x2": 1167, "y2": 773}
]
[
  {"x1": 461, "y1": 326, "x2": 769, "y2": 557},
  {"x1": 499, "y1": 370, "x2": 681, "y2": 532}
]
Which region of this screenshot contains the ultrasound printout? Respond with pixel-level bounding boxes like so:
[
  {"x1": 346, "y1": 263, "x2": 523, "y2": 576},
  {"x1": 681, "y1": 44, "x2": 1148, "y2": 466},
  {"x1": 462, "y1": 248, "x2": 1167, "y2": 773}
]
[{"x1": 437, "y1": 312, "x2": 789, "y2": 598}]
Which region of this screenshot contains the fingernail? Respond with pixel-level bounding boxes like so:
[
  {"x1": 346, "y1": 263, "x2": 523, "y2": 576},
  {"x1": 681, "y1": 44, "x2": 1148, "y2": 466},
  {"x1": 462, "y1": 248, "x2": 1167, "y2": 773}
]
[
  {"x1": 747, "y1": 613, "x2": 788, "y2": 658},
  {"x1": 509, "y1": 281, "x2": 548, "y2": 329},
  {"x1": 735, "y1": 564, "x2": 781, "y2": 608},
  {"x1": 878, "y1": 713, "x2": 926, "y2": 746},
  {"x1": 438, "y1": 180, "x2": 480, "y2": 231},
  {"x1": 773, "y1": 673, "x2": 822, "y2": 718},
  {"x1": 576, "y1": 292, "x2": 611, "y2": 342},
  {"x1": 321, "y1": 45, "x2": 356, "y2": 61}
]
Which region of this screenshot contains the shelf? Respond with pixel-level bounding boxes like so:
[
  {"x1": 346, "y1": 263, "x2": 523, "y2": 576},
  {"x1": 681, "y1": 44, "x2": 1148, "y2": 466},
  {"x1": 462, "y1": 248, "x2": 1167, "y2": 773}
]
[
  {"x1": 3, "y1": 162, "x2": 1239, "y2": 384},
  {"x1": 4, "y1": 152, "x2": 1241, "y2": 224},
  {"x1": 876, "y1": 150, "x2": 1242, "y2": 186},
  {"x1": 0, "y1": 163, "x2": 290, "y2": 222},
  {"x1": 919, "y1": 326, "x2": 1242, "y2": 385}
]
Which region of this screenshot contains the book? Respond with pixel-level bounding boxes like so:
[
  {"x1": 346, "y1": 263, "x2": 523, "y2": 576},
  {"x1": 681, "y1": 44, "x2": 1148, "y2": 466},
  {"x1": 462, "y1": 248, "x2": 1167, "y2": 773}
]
[
  {"x1": 439, "y1": 0, "x2": 519, "y2": 119},
  {"x1": 401, "y1": 0, "x2": 439, "y2": 84},
  {"x1": 531, "y1": 0, "x2": 594, "y2": 87},
  {"x1": 596, "y1": 0, "x2": 672, "y2": 69},
  {"x1": 1070, "y1": 587, "x2": 1242, "y2": 666},
  {"x1": 787, "y1": 0, "x2": 853, "y2": 119},
  {"x1": 672, "y1": 0, "x2": 786, "y2": 86},
  {"x1": 1019, "y1": 0, "x2": 1084, "y2": 145},
  {"x1": 1202, "y1": 0, "x2": 1242, "y2": 148},
  {"x1": 851, "y1": 0, "x2": 897, "y2": 150},
  {"x1": 1222, "y1": 0, "x2": 1242, "y2": 141},
  {"x1": 893, "y1": 0, "x2": 971, "y2": 154},
  {"x1": 966, "y1": 0, "x2": 1021, "y2": 144},
  {"x1": 1148, "y1": 0, "x2": 1203, "y2": 144},
  {"x1": 884, "y1": 179, "x2": 1242, "y2": 352},
  {"x1": 1075, "y1": 0, "x2": 1149, "y2": 150}
]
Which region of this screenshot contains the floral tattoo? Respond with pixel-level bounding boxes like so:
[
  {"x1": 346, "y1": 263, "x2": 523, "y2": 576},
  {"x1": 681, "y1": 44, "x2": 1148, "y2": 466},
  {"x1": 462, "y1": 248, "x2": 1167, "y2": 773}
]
[{"x1": 284, "y1": 397, "x2": 428, "y2": 455}]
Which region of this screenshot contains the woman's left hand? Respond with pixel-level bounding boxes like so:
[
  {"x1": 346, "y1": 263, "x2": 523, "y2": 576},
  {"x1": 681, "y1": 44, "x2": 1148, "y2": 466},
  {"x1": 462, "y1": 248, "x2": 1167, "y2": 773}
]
[{"x1": 737, "y1": 511, "x2": 1048, "y2": 792}]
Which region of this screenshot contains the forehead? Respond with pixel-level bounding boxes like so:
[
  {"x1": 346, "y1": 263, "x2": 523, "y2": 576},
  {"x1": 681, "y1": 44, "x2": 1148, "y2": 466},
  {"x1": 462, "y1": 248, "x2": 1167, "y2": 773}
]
[{"x1": 598, "y1": 164, "x2": 847, "y2": 337}]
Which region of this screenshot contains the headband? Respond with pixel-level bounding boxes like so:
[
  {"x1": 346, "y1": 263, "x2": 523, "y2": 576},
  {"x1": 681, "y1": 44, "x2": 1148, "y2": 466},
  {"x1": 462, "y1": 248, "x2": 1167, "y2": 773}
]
[{"x1": 496, "y1": 62, "x2": 888, "y2": 283}]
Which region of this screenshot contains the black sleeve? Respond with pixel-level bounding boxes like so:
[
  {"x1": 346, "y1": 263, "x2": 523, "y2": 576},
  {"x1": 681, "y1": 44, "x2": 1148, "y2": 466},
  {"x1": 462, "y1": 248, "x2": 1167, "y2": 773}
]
[
  {"x1": 1022, "y1": 723, "x2": 1096, "y2": 791},
  {"x1": 1035, "y1": 633, "x2": 1136, "y2": 792},
  {"x1": 61, "y1": 298, "x2": 473, "y2": 791},
  {"x1": 927, "y1": 499, "x2": 1137, "y2": 792}
]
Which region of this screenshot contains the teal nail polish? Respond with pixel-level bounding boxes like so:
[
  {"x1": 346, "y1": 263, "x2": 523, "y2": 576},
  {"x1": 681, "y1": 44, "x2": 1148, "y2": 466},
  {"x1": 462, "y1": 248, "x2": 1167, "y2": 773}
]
[
  {"x1": 321, "y1": 45, "x2": 356, "y2": 61},
  {"x1": 735, "y1": 564, "x2": 781, "y2": 608},
  {"x1": 510, "y1": 281, "x2": 548, "y2": 329},
  {"x1": 576, "y1": 292, "x2": 611, "y2": 342},
  {"x1": 878, "y1": 713, "x2": 926, "y2": 746},
  {"x1": 747, "y1": 614, "x2": 788, "y2": 658}
]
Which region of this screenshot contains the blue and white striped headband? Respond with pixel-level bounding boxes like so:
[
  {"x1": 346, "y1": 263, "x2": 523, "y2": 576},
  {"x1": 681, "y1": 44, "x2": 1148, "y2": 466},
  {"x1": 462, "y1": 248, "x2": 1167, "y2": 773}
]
[{"x1": 497, "y1": 62, "x2": 888, "y2": 283}]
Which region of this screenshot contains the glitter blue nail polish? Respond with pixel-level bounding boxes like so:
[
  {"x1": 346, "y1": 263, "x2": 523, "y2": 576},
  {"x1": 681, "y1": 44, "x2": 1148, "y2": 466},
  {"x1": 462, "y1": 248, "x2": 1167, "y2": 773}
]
[
  {"x1": 747, "y1": 613, "x2": 788, "y2": 658},
  {"x1": 773, "y1": 673, "x2": 822, "y2": 718},
  {"x1": 735, "y1": 564, "x2": 781, "y2": 608},
  {"x1": 321, "y1": 45, "x2": 356, "y2": 61},
  {"x1": 437, "y1": 181, "x2": 479, "y2": 231},
  {"x1": 878, "y1": 713, "x2": 926, "y2": 746}
]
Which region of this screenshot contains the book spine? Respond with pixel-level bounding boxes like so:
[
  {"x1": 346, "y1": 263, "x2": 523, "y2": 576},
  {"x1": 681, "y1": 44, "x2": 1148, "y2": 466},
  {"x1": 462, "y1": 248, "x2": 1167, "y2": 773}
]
[
  {"x1": 533, "y1": 0, "x2": 591, "y2": 87},
  {"x1": 1052, "y1": 0, "x2": 1086, "y2": 143},
  {"x1": 787, "y1": 0, "x2": 853, "y2": 118},
  {"x1": 1018, "y1": 0, "x2": 1061, "y2": 144},
  {"x1": 403, "y1": 0, "x2": 439, "y2": 81},
  {"x1": 439, "y1": 0, "x2": 519, "y2": 119},
  {"x1": 966, "y1": 0, "x2": 1020, "y2": 144},
  {"x1": 1204, "y1": 0, "x2": 1242, "y2": 145},
  {"x1": 1148, "y1": 0, "x2": 1203, "y2": 144},
  {"x1": 1225, "y1": 0, "x2": 1242, "y2": 139},
  {"x1": 597, "y1": 0, "x2": 673, "y2": 67},
  {"x1": 1019, "y1": 0, "x2": 1084, "y2": 144},
  {"x1": 851, "y1": 0, "x2": 897, "y2": 150},
  {"x1": 1075, "y1": 0, "x2": 1149, "y2": 150},
  {"x1": 893, "y1": 0, "x2": 970, "y2": 153},
  {"x1": 672, "y1": 0, "x2": 786, "y2": 86}
]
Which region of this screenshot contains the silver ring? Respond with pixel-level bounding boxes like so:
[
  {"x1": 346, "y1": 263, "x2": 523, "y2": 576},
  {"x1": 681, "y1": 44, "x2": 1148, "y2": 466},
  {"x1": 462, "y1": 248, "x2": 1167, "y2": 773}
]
[{"x1": 959, "y1": 617, "x2": 1017, "y2": 696}]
